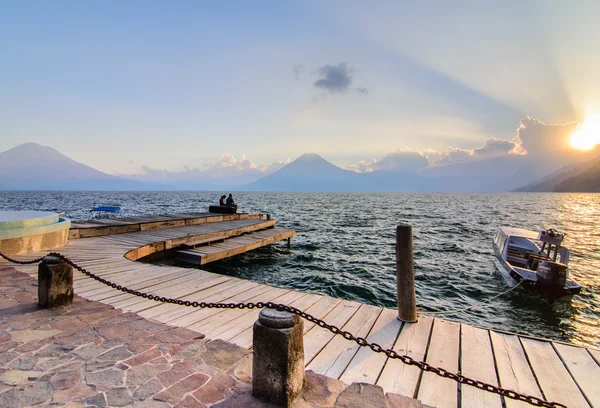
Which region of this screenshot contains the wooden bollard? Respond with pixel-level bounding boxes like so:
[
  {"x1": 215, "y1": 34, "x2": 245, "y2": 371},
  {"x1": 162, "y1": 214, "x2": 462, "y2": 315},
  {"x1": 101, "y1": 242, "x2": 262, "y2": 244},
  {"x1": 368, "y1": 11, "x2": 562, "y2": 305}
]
[
  {"x1": 253, "y1": 308, "x2": 304, "y2": 407},
  {"x1": 38, "y1": 256, "x2": 73, "y2": 308},
  {"x1": 396, "y1": 225, "x2": 417, "y2": 322}
]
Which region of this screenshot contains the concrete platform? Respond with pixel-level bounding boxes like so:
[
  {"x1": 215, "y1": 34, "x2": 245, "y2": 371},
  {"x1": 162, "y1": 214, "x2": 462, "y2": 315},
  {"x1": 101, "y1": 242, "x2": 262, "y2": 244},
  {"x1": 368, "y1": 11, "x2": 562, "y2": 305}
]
[{"x1": 0, "y1": 211, "x2": 70, "y2": 255}]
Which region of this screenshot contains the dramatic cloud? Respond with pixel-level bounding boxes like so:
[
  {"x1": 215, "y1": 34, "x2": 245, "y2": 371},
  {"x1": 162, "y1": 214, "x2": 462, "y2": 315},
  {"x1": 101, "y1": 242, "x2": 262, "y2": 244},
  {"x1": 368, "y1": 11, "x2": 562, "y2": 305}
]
[
  {"x1": 314, "y1": 63, "x2": 354, "y2": 94},
  {"x1": 514, "y1": 116, "x2": 578, "y2": 158},
  {"x1": 348, "y1": 117, "x2": 581, "y2": 171}
]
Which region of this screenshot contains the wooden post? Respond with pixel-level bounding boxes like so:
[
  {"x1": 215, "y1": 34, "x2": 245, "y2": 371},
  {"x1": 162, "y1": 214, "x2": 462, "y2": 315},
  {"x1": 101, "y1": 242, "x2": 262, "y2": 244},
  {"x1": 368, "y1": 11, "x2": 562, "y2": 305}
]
[
  {"x1": 287, "y1": 237, "x2": 291, "y2": 249},
  {"x1": 396, "y1": 225, "x2": 417, "y2": 322}
]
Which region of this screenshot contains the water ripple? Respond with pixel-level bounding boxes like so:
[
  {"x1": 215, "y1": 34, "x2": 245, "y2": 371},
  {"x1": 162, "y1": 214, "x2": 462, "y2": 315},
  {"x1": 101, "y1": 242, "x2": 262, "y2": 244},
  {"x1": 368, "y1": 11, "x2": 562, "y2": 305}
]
[{"x1": 1, "y1": 191, "x2": 599, "y2": 348}]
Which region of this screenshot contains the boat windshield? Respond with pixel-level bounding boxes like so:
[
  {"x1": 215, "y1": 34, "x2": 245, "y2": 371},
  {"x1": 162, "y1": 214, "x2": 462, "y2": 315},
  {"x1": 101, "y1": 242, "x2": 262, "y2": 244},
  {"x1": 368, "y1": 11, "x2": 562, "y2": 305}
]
[{"x1": 508, "y1": 236, "x2": 539, "y2": 251}]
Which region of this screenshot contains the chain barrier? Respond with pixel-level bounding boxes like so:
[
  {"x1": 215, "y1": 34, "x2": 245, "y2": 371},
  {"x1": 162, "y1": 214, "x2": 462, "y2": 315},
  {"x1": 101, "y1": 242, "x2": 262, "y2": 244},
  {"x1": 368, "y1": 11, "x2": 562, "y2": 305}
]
[{"x1": 0, "y1": 251, "x2": 566, "y2": 408}]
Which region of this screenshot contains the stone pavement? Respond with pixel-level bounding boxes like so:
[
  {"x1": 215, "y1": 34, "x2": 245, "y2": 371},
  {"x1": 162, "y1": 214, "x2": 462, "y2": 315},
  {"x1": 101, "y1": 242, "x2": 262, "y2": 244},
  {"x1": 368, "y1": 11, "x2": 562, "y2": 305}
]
[{"x1": 0, "y1": 266, "x2": 428, "y2": 407}]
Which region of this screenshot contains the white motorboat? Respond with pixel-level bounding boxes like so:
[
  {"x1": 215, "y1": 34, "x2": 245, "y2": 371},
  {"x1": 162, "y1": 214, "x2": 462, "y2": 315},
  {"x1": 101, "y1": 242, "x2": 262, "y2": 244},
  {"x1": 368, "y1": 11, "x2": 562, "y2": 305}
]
[{"x1": 493, "y1": 227, "x2": 581, "y2": 301}]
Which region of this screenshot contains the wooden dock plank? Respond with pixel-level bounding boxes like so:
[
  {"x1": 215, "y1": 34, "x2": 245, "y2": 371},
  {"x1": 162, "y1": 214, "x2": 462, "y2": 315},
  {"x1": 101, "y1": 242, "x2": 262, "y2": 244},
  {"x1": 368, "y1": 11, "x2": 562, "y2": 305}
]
[
  {"x1": 520, "y1": 338, "x2": 590, "y2": 408},
  {"x1": 303, "y1": 300, "x2": 361, "y2": 363},
  {"x1": 417, "y1": 319, "x2": 460, "y2": 408},
  {"x1": 138, "y1": 279, "x2": 257, "y2": 321},
  {"x1": 553, "y1": 343, "x2": 600, "y2": 406},
  {"x1": 460, "y1": 325, "x2": 502, "y2": 408},
  {"x1": 339, "y1": 308, "x2": 401, "y2": 385},
  {"x1": 109, "y1": 274, "x2": 220, "y2": 312},
  {"x1": 307, "y1": 304, "x2": 381, "y2": 378},
  {"x1": 175, "y1": 227, "x2": 294, "y2": 265},
  {"x1": 489, "y1": 331, "x2": 544, "y2": 408},
  {"x1": 208, "y1": 290, "x2": 306, "y2": 341},
  {"x1": 186, "y1": 287, "x2": 290, "y2": 335},
  {"x1": 301, "y1": 296, "x2": 344, "y2": 337},
  {"x1": 589, "y1": 349, "x2": 600, "y2": 366},
  {"x1": 228, "y1": 293, "x2": 323, "y2": 349},
  {"x1": 376, "y1": 315, "x2": 434, "y2": 398},
  {"x1": 172, "y1": 284, "x2": 275, "y2": 328},
  {"x1": 82, "y1": 268, "x2": 200, "y2": 300}
]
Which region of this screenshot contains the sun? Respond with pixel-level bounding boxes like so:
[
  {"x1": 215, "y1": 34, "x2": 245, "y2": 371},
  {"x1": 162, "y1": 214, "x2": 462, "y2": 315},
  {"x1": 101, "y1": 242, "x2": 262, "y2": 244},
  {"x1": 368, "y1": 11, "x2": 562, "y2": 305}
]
[{"x1": 570, "y1": 116, "x2": 600, "y2": 150}]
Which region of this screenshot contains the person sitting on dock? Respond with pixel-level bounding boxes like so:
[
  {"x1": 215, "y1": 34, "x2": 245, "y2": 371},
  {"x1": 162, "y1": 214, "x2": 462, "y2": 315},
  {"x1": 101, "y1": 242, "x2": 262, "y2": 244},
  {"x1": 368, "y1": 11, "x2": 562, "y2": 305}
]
[
  {"x1": 226, "y1": 193, "x2": 237, "y2": 209},
  {"x1": 219, "y1": 195, "x2": 226, "y2": 206}
]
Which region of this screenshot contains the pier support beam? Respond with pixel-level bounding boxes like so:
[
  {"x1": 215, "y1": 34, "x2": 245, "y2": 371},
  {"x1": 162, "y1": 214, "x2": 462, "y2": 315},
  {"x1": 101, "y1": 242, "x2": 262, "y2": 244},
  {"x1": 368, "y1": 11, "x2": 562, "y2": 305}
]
[
  {"x1": 253, "y1": 308, "x2": 305, "y2": 407},
  {"x1": 396, "y1": 225, "x2": 417, "y2": 322},
  {"x1": 38, "y1": 256, "x2": 73, "y2": 308}
]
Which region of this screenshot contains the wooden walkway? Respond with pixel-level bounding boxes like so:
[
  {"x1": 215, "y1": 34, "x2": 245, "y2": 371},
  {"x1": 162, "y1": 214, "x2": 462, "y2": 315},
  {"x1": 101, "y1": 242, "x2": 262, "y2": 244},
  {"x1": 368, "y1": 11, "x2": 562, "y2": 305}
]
[
  {"x1": 175, "y1": 227, "x2": 295, "y2": 265},
  {"x1": 3, "y1": 214, "x2": 599, "y2": 408}
]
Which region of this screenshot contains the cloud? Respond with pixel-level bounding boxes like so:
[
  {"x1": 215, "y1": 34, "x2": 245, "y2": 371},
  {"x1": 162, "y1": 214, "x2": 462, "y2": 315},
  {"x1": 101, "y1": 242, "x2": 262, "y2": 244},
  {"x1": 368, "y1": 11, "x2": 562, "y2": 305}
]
[
  {"x1": 346, "y1": 159, "x2": 377, "y2": 173},
  {"x1": 356, "y1": 87, "x2": 368, "y2": 95},
  {"x1": 347, "y1": 150, "x2": 429, "y2": 173},
  {"x1": 472, "y1": 138, "x2": 521, "y2": 157},
  {"x1": 427, "y1": 147, "x2": 473, "y2": 166},
  {"x1": 117, "y1": 154, "x2": 290, "y2": 187},
  {"x1": 314, "y1": 62, "x2": 354, "y2": 94},
  {"x1": 348, "y1": 116, "x2": 581, "y2": 171},
  {"x1": 428, "y1": 138, "x2": 522, "y2": 166},
  {"x1": 514, "y1": 116, "x2": 578, "y2": 158}
]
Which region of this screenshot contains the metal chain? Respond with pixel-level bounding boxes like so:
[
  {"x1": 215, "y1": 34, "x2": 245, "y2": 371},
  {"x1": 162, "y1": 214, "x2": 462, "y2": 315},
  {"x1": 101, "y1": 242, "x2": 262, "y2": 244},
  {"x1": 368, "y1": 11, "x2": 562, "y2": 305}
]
[
  {"x1": 0, "y1": 252, "x2": 46, "y2": 264},
  {"x1": 1, "y1": 251, "x2": 566, "y2": 408}
]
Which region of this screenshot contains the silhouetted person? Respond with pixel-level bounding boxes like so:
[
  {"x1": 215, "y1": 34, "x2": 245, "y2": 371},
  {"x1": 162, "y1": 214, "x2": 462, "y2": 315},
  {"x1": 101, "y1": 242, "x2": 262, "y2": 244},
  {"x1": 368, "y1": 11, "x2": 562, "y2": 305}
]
[
  {"x1": 226, "y1": 193, "x2": 237, "y2": 209},
  {"x1": 219, "y1": 195, "x2": 226, "y2": 206}
]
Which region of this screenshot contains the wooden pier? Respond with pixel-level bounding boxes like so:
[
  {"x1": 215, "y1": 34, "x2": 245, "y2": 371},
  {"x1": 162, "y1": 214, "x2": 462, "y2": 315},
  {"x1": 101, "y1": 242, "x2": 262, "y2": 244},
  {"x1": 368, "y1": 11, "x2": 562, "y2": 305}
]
[{"x1": 2, "y1": 213, "x2": 599, "y2": 408}]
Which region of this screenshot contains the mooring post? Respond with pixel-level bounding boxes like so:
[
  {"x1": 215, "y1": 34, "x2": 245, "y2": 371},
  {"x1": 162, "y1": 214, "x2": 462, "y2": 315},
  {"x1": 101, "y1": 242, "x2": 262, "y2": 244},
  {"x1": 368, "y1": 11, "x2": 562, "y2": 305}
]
[
  {"x1": 267, "y1": 213, "x2": 271, "y2": 220},
  {"x1": 253, "y1": 308, "x2": 305, "y2": 407},
  {"x1": 396, "y1": 225, "x2": 417, "y2": 322},
  {"x1": 287, "y1": 237, "x2": 291, "y2": 249},
  {"x1": 38, "y1": 256, "x2": 73, "y2": 308}
]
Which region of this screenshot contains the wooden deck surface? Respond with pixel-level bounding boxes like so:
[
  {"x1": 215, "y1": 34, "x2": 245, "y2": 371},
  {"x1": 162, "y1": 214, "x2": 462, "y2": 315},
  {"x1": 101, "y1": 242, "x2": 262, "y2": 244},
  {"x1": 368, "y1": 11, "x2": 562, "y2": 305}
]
[
  {"x1": 3, "y1": 214, "x2": 599, "y2": 407},
  {"x1": 175, "y1": 227, "x2": 295, "y2": 265}
]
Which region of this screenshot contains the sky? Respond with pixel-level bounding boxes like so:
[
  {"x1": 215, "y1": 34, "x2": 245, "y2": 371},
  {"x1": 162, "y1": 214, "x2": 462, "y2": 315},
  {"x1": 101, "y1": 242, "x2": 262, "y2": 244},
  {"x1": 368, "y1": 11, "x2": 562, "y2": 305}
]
[{"x1": 1, "y1": 1, "x2": 599, "y2": 178}]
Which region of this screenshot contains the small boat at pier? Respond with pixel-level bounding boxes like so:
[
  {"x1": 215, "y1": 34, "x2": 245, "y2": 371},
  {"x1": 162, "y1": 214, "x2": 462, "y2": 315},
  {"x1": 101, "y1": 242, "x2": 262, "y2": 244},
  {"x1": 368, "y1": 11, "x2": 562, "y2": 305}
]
[{"x1": 493, "y1": 227, "x2": 581, "y2": 301}]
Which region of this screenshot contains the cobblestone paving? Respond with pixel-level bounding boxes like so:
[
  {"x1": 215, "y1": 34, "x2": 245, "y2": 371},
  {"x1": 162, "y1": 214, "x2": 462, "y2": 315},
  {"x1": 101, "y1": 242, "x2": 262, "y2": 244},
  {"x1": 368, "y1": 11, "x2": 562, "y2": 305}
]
[
  {"x1": 0, "y1": 267, "x2": 253, "y2": 407},
  {"x1": 0, "y1": 266, "x2": 426, "y2": 407}
]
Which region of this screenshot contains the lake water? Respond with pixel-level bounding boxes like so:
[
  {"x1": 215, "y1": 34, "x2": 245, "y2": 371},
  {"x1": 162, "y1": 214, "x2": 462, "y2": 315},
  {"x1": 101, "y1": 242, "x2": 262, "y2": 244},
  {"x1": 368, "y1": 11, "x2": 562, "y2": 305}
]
[{"x1": 1, "y1": 191, "x2": 598, "y2": 348}]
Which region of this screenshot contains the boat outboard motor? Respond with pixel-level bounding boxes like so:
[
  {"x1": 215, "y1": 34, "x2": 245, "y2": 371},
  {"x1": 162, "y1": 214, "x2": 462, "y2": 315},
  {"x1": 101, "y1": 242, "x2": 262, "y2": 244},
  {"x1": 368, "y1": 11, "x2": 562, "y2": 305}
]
[{"x1": 536, "y1": 261, "x2": 568, "y2": 299}]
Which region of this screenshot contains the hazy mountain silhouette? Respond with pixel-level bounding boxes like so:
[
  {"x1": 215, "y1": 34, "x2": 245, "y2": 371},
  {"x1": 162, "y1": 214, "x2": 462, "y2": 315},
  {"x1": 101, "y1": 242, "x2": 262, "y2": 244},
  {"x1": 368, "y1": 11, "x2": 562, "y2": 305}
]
[
  {"x1": 4, "y1": 144, "x2": 591, "y2": 192},
  {"x1": 513, "y1": 155, "x2": 600, "y2": 192},
  {"x1": 554, "y1": 158, "x2": 600, "y2": 192},
  {"x1": 244, "y1": 153, "x2": 548, "y2": 192},
  {"x1": 244, "y1": 153, "x2": 362, "y2": 191},
  {"x1": 0, "y1": 143, "x2": 171, "y2": 190}
]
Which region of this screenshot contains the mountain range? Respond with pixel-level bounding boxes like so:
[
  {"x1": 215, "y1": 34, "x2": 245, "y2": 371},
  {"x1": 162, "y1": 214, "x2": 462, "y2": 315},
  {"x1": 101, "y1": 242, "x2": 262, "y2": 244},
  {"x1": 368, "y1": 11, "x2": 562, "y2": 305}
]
[
  {"x1": 0, "y1": 143, "x2": 171, "y2": 191},
  {"x1": 1, "y1": 143, "x2": 600, "y2": 192},
  {"x1": 513, "y1": 154, "x2": 600, "y2": 192}
]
